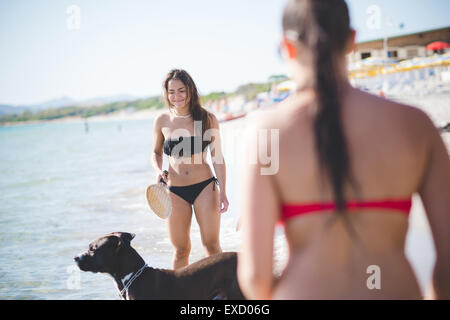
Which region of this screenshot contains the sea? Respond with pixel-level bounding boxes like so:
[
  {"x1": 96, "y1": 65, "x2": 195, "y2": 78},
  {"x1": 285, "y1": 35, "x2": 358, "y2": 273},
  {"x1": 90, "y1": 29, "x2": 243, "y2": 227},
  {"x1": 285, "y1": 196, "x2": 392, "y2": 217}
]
[
  {"x1": 0, "y1": 91, "x2": 448, "y2": 299},
  {"x1": 0, "y1": 118, "x2": 244, "y2": 299}
]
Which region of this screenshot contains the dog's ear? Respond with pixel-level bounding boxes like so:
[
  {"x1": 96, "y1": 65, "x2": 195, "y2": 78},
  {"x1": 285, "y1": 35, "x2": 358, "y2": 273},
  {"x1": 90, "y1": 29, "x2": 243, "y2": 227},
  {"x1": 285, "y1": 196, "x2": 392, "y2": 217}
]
[
  {"x1": 120, "y1": 232, "x2": 136, "y2": 244},
  {"x1": 111, "y1": 232, "x2": 136, "y2": 246}
]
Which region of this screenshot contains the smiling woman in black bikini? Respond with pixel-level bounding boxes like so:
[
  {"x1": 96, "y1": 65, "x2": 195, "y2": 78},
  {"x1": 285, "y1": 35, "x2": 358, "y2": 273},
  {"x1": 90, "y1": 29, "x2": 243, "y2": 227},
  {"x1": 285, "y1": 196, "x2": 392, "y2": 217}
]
[{"x1": 152, "y1": 69, "x2": 229, "y2": 269}]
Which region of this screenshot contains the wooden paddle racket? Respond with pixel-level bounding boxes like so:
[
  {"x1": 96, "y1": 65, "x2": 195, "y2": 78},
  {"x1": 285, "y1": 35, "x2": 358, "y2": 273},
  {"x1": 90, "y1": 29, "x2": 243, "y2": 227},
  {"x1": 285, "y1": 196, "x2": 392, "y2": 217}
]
[{"x1": 146, "y1": 170, "x2": 172, "y2": 219}]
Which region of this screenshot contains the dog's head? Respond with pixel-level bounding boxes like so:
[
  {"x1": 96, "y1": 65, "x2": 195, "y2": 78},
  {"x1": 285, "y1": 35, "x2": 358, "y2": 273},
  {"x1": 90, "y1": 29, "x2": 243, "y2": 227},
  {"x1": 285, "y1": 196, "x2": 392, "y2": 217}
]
[{"x1": 74, "y1": 232, "x2": 135, "y2": 274}]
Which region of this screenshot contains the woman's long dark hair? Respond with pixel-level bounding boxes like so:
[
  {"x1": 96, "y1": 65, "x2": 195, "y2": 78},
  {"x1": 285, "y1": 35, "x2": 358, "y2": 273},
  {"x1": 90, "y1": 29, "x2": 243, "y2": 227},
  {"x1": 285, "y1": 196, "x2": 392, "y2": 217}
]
[
  {"x1": 163, "y1": 69, "x2": 212, "y2": 149},
  {"x1": 283, "y1": 0, "x2": 359, "y2": 234}
]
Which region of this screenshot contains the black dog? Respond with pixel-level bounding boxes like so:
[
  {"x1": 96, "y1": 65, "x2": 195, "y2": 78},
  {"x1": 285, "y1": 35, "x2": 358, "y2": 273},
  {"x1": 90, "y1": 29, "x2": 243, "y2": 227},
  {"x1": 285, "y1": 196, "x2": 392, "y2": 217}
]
[{"x1": 74, "y1": 232, "x2": 245, "y2": 300}]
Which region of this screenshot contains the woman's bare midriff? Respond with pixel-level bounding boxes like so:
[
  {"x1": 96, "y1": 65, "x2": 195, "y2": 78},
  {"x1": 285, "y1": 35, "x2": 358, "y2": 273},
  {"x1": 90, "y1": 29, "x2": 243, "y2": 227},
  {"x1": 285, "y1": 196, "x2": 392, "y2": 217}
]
[
  {"x1": 167, "y1": 152, "x2": 214, "y2": 186},
  {"x1": 160, "y1": 112, "x2": 216, "y2": 186},
  {"x1": 273, "y1": 211, "x2": 423, "y2": 299}
]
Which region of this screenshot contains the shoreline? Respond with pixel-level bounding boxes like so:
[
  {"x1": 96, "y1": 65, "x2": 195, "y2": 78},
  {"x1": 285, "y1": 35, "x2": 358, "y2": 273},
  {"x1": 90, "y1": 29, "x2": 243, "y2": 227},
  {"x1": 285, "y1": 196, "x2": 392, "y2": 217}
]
[
  {"x1": 2, "y1": 85, "x2": 449, "y2": 129},
  {"x1": 0, "y1": 107, "x2": 164, "y2": 128}
]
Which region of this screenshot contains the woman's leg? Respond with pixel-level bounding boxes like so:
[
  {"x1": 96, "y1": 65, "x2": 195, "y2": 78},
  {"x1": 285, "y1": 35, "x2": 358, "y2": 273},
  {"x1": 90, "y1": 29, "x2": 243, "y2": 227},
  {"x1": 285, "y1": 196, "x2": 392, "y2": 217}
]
[
  {"x1": 193, "y1": 180, "x2": 222, "y2": 256},
  {"x1": 167, "y1": 192, "x2": 193, "y2": 269}
]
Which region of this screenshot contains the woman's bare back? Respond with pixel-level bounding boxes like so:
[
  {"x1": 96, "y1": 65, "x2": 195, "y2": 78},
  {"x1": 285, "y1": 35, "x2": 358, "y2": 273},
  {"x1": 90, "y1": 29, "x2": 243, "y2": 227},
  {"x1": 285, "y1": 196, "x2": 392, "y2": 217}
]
[{"x1": 262, "y1": 87, "x2": 440, "y2": 299}]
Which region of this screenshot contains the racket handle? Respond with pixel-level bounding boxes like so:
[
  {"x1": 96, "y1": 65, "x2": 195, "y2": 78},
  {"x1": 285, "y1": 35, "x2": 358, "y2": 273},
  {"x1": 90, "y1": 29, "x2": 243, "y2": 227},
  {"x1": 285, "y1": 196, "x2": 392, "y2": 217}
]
[{"x1": 160, "y1": 170, "x2": 169, "y2": 185}]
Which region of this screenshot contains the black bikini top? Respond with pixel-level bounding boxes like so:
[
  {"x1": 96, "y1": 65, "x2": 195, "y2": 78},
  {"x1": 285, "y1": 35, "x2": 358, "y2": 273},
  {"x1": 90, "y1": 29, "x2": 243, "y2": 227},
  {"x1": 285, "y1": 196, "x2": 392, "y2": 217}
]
[{"x1": 163, "y1": 136, "x2": 209, "y2": 157}]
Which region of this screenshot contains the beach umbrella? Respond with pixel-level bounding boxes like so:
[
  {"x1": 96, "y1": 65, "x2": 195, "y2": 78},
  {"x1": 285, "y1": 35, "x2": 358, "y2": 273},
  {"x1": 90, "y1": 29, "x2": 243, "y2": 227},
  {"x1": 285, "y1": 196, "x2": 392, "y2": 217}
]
[{"x1": 426, "y1": 41, "x2": 450, "y2": 51}]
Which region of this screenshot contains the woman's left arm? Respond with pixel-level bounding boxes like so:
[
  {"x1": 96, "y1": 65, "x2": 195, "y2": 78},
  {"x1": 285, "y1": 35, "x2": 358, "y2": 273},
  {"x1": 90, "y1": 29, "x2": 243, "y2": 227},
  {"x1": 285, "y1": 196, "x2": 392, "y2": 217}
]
[
  {"x1": 208, "y1": 113, "x2": 229, "y2": 213},
  {"x1": 237, "y1": 123, "x2": 280, "y2": 300}
]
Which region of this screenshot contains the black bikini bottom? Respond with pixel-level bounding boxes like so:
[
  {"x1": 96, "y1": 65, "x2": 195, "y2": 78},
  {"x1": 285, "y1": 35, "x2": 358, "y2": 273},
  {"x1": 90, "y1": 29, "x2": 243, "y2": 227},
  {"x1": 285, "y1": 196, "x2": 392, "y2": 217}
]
[{"x1": 168, "y1": 176, "x2": 219, "y2": 205}]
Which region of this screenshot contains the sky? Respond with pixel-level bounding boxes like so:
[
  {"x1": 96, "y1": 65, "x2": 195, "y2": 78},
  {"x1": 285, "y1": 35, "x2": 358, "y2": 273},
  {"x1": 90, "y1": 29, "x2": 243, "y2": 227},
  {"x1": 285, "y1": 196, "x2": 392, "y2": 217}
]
[{"x1": 0, "y1": 0, "x2": 449, "y2": 106}]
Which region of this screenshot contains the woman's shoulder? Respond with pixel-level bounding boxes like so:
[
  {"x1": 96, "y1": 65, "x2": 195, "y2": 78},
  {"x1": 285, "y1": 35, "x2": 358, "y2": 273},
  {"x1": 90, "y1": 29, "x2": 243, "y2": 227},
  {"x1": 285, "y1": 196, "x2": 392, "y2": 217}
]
[
  {"x1": 356, "y1": 88, "x2": 434, "y2": 128},
  {"x1": 354, "y1": 88, "x2": 439, "y2": 144},
  {"x1": 155, "y1": 110, "x2": 170, "y2": 122},
  {"x1": 204, "y1": 108, "x2": 217, "y2": 119},
  {"x1": 154, "y1": 111, "x2": 171, "y2": 129},
  {"x1": 252, "y1": 94, "x2": 313, "y2": 131},
  {"x1": 204, "y1": 109, "x2": 220, "y2": 127}
]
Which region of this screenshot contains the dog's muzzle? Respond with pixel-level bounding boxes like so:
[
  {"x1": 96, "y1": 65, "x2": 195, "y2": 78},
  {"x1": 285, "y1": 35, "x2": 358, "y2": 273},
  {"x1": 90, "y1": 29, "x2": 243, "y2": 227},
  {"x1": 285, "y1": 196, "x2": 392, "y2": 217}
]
[{"x1": 74, "y1": 252, "x2": 95, "y2": 272}]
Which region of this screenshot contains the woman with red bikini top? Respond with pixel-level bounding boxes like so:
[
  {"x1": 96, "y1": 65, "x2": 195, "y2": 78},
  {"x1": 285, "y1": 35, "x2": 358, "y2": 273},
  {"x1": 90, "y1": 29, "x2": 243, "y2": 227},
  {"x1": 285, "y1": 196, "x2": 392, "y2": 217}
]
[{"x1": 237, "y1": 0, "x2": 450, "y2": 299}]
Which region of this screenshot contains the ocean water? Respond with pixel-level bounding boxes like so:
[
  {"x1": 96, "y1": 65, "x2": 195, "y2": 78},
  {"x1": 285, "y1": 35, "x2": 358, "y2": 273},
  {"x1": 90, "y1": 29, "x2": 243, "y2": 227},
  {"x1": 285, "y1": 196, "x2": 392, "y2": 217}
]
[{"x1": 0, "y1": 119, "x2": 242, "y2": 300}]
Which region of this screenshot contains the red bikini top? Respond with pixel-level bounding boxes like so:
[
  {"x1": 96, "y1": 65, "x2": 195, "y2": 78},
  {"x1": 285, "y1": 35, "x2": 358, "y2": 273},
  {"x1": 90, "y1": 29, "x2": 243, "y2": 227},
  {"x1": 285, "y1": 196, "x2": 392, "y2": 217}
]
[{"x1": 281, "y1": 198, "x2": 412, "y2": 222}]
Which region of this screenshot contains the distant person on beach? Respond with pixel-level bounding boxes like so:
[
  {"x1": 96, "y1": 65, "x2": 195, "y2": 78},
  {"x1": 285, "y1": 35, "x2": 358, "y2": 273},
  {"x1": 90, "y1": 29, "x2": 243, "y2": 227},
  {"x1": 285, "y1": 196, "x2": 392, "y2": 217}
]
[
  {"x1": 238, "y1": 0, "x2": 450, "y2": 299},
  {"x1": 152, "y1": 69, "x2": 229, "y2": 269}
]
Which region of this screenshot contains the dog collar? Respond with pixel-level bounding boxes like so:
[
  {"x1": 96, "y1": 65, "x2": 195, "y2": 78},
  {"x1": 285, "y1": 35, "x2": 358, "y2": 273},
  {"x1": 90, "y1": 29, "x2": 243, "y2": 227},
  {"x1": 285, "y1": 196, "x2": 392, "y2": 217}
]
[{"x1": 118, "y1": 263, "x2": 148, "y2": 300}]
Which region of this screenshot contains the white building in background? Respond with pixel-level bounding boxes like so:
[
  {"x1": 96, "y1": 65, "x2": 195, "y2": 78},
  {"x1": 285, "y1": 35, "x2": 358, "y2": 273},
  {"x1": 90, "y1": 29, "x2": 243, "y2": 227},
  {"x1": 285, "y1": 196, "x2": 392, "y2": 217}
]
[{"x1": 348, "y1": 26, "x2": 450, "y2": 64}]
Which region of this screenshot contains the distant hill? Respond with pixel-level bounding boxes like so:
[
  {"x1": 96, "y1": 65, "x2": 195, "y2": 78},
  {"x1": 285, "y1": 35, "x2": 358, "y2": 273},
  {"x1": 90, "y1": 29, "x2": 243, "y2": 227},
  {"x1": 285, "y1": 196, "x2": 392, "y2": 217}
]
[
  {"x1": 0, "y1": 104, "x2": 28, "y2": 116},
  {"x1": 71, "y1": 94, "x2": 140, "y2": 107},
  {"x1": 0, "y1": 95, "x2": 164, "y2": 124},
  {"x1": 32, "y1": 96, "x2": 77, "y2": 110},
  {"x1": 0, "y1": 75, "x2": 288, "y2": 124},
  {"x1": 0, "y1": 96, "x2": 76, "y2": 115},
  {"x1": 0, "y1": 94, "x2": 139, "y2": 115}
]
